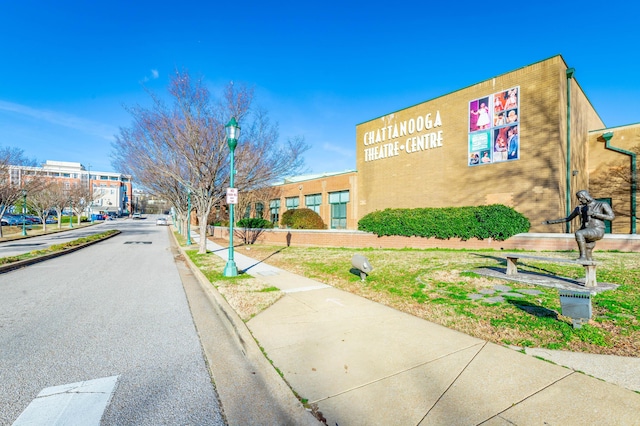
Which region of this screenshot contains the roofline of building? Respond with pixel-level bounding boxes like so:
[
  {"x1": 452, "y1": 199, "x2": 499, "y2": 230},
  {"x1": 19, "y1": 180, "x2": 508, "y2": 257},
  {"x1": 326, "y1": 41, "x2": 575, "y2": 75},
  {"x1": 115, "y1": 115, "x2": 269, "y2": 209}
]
[
  {"x1": 355, "y1": 54, "x2": 607, "y2": 127},
  {"x1": 274, "y1": 169, "x2": 357, "y2": 185}
]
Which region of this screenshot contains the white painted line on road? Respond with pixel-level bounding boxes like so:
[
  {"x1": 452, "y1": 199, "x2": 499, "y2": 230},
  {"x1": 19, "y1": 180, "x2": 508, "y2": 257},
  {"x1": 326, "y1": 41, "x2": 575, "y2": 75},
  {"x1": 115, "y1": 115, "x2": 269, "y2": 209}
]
[
  {"x1": 283, "y1": 284, "x2": 331, "y2": 293},
  {"x1": 13, "y1": 375, "x2": 119, "y2": 426}
]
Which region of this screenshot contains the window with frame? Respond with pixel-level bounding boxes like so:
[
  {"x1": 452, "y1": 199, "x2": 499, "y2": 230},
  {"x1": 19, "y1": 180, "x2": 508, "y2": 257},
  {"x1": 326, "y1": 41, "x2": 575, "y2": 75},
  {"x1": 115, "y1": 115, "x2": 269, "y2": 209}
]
[
  {"x1": 270, "y1": 199, "x2": 281, "y2": 224},
  {"x1": 285, "y1": 196, "x2": 299, "y2": 210},
  {"x1": 244, "y1": 205, "x2": 251, "y2": 219},
  {"x1": 255, "y1": 202, "x2": 264, "y2": 219},
  {"x1": 305, "y1": 193, "x2": 321, "y2": 214},
  {"x1": 329, "y1": 190, "x2": 349, "y2": 229}
]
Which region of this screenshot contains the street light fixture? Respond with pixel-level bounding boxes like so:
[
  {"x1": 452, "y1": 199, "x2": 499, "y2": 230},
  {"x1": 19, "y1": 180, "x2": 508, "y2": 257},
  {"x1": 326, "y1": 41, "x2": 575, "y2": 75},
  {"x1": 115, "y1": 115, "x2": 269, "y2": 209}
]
[
  {"x1": 186, "y1": 187, "x2": 192, "y2": 246},
  {"x1": 223, "y1": 117, "x2": 240, "y2": 277},
  {"x1": 88, "y1": 165, "x2": 94, "y2": 224},
  {"x1": 22, "y1": 189, "x2": 27, "y2": 236}
]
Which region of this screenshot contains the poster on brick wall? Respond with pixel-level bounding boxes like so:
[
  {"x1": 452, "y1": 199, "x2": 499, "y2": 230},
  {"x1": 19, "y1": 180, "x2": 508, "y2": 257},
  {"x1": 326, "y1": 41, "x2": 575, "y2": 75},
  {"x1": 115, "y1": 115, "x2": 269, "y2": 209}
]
[{"x1": 468, "y1": 86, "x2": 519, "y2": 166}]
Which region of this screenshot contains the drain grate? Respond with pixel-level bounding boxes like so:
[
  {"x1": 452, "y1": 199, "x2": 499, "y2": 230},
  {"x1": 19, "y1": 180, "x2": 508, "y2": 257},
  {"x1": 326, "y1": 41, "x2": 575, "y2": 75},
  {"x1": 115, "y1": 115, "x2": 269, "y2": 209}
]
[{"x1": 124, "y1": 241, "x2": 152, "y2": 244}]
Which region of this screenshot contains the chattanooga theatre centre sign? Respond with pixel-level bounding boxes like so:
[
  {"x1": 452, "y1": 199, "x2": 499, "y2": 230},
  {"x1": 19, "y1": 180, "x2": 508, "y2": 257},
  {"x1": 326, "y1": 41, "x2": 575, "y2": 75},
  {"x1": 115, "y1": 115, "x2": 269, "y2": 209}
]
[{"x1": 362, "y1": 111, "x2": 443, "y2": 162}]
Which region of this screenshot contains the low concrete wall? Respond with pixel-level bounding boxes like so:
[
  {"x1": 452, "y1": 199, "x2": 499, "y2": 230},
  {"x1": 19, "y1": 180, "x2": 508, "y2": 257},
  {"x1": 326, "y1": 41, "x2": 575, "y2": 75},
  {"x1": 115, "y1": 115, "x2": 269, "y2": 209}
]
[{"x1": 209, "y1": 226, "x2": 640, "y2": 252}]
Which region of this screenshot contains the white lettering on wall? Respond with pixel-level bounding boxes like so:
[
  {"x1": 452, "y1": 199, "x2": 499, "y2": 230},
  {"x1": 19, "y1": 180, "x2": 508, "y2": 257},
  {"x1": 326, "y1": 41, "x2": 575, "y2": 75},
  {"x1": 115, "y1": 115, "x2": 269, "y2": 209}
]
[{"x1": 363, "y1": 111, "x2": 444, "y2": 162}]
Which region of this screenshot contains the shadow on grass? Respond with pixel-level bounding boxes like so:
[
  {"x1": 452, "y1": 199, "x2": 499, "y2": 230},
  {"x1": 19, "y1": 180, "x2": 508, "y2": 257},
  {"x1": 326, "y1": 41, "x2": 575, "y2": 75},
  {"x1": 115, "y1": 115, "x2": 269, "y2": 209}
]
[
  {"x1": 240, "y1": 246, "x2": 289, "y2": 274},
  {"x1": 507, "y1": 299, "x2": 559, "y2": 319}
]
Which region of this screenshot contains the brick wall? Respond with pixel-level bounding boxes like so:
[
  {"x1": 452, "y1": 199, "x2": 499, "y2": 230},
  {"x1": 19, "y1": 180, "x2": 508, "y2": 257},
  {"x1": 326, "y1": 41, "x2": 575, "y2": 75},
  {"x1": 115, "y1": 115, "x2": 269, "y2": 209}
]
[
  {"x1": 210, "y1": 226, "x2": 640, "y2": 252},
  {"x1": 354, "y1": 55, "x2": 601, "y2": 234}
]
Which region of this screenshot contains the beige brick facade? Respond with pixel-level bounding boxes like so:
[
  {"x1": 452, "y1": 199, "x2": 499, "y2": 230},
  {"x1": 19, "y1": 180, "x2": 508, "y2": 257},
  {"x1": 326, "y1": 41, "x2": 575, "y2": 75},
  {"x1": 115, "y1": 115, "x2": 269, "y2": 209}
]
[
  {"x1": 267, "y1": 55, "x2": 638, "y2": 235},
  {"x1": 355, "y1": 55, "x2": 605, "y2": 233},
  {"x1": 588, "y1": 124, "x2": 640, "y2": 233}
]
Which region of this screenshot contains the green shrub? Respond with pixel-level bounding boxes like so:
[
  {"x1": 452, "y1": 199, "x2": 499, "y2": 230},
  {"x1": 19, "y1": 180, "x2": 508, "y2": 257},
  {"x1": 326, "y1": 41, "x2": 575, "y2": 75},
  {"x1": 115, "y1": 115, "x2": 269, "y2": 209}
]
[
  {"x1": 280, "y1": 208, "x2": 326, "y2": 229},
  {"x1": 237, "y1": 218, "x2": 273, "y2": 229},
  {"x1": 280, "y1": 209, "x2": 296, "y2": 228},
  {"x1": 358, "y1": 205, "x2": 529, "y2": 241}
]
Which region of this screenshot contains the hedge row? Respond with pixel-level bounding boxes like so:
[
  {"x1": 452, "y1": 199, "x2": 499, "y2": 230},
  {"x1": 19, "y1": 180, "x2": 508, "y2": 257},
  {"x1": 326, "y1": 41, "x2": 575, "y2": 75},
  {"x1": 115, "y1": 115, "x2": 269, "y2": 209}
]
[
  {"x1": 236, "y1": 218, "x2": 274, "y2": 229},
  {"x1": 357, "y1": 205, "x2": 530, "y2": 241}
]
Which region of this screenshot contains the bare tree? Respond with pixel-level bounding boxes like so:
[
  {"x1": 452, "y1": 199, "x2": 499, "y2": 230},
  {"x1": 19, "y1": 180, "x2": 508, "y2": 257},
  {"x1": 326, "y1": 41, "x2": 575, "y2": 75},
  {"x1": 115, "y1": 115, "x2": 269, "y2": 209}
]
[
  {"x1": 0, "y1": 147, "x2": 40, "y2": 237},
  {"x1": 68, "y1": 181, "x2": 93, "y2": 225},
  {"x1": 26, "y1": 181, "x2": 59, "y2": 232},
  {"x1": 43, "y1": 182, "x2": 73, "y2": 229},
  {"x1": 236, "y1": 185, "x2": 282, "y2": 222},
  {"x1": 112, "y1": 70, "x2": 309, "y2": 254}
]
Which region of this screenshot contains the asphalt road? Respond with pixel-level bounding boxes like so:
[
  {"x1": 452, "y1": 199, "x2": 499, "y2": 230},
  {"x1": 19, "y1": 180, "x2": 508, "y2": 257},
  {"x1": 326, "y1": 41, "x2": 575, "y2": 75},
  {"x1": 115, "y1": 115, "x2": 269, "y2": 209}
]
[
  {"x1": 0, "y1": 221, "x2": 120, "y2": 258},
  {"x1": 0, "y1": 217, "x2": 225, "y2": 425}
]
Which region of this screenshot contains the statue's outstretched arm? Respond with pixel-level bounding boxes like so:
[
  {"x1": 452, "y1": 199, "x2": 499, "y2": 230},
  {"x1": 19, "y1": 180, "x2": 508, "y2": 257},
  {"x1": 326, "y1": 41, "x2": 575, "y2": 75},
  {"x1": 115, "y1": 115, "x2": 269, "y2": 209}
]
[{"x1": 542, "y1": 207, "x2": 579, "y2": 225}]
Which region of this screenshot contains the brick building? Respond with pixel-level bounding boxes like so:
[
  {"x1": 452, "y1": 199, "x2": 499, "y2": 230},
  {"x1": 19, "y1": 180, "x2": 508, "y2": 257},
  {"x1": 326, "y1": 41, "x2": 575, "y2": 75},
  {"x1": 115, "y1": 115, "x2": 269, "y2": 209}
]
[
  {"x1": 9, "y1": 160, "x2": 133, "y2": 217},
  {"x1": 264, "y1": 55, "x2": 638, "y2": 234}
]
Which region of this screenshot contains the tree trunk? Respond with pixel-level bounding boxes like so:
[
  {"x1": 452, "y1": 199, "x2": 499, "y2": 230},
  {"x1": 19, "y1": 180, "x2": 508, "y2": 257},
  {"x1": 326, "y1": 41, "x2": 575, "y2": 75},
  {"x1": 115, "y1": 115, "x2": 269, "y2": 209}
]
[{"x1": 198, "y1": 212, "x2": 208, "y2": 254}]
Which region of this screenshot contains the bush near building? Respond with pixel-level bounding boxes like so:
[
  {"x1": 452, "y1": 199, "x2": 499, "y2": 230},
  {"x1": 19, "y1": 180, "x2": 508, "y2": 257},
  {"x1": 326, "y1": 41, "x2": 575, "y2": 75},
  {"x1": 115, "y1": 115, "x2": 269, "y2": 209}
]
[
  {"x1": 358, "y1": 205, "x2": 530, "y2": 241},
  {"x1": 236, "y1": 218, "x2": 274, "y2": 229},
  {"x1": 281, "y1": 208, "x2": 326, "y2": 229}
]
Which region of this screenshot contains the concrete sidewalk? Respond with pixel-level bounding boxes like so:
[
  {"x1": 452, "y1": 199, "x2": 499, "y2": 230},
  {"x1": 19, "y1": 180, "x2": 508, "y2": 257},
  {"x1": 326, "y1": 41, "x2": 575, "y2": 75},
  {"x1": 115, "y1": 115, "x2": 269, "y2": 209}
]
[{"x1": 196, "y1": 237, "x2": 640, "y2": 425}]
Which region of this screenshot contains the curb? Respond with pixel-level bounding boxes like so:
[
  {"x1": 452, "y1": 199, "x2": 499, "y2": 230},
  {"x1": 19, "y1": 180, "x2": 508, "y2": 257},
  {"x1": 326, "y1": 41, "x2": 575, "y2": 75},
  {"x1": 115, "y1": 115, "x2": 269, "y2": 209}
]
[
  {"x1": 172, "y1": 233, "x2": 320, "y2": 425},
  {"x1": 0, "y1": 230, "x2": 121, "y2": 274}
]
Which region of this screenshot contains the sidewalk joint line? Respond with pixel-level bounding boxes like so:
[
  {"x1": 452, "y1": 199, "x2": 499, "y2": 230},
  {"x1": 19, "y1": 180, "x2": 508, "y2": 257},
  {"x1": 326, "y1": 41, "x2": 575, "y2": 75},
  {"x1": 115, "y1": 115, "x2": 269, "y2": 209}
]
[
  {"x1": 476, "y1": 370, "x2": 575, "y2": 425},
  {"x1": 309, "y1": 342, "x2": 485, "y2": 405},
  {"x1": 418, "y1": 341, "x2": 488, "y2": 425}
]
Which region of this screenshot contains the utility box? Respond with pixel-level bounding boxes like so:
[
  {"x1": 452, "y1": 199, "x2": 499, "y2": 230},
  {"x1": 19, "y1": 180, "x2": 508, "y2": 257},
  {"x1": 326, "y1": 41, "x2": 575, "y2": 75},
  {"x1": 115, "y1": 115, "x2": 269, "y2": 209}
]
[
  {"x1": 559, "y1": 290, "x2": 592, "y2": 329},
  {"x1": 351, "y1": 255, "x2": 373, "y2": 281}
]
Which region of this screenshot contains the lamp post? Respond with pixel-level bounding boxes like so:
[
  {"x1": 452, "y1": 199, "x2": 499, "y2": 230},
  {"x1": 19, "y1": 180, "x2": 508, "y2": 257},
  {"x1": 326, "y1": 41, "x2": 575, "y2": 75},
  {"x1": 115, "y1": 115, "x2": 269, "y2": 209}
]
[
  {"x1": 22, "y1": 189, "x2": 27, "y2": 236},
  {"x1": 223, "y1": 117, "x2": 240, "y2": 277},
  {"x1": 88, "y1": 165, "x2": 94, "y2": 224},
  {"x1": 69, "y1": 200, "x2": 73, "y2": 228},
  {"x1": 186, "y1": 187, "x2": 192, "y2": 246}
]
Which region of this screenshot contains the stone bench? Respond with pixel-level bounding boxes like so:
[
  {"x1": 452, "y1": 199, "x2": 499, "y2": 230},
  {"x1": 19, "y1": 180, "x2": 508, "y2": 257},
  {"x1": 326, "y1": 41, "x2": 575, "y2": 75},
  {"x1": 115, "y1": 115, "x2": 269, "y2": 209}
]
[{"x1": 502, "y1": 253, "x2": 597, "y2": 287}]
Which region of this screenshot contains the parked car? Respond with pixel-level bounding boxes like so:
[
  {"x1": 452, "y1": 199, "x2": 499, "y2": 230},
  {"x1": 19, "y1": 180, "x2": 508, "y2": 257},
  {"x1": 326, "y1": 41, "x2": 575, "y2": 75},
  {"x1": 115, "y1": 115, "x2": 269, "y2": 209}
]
[
  {"x1": 1, "y1": 215, "x2": 21, "y2": 226},
  {"x1": 156, "y1": 216, "x2": 168, "y2": 226},
  {"x1": 132, "y1": 213, "x2": 142, "y2": 219},
  {"x1": 25, "y1": 215, "x2": 42, "y2": 224}
]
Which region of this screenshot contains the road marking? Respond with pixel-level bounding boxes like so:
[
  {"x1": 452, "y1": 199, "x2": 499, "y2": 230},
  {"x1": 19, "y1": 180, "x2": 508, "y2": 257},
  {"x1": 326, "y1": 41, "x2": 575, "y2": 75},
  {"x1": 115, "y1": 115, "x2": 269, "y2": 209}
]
[{"x1": 13, "y1": 375, "x2": 119, "y2": 426}]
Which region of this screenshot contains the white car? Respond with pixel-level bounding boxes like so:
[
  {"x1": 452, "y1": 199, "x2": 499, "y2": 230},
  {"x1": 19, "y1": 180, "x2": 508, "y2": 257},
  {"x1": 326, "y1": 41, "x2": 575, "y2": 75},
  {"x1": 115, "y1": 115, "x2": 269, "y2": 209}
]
[{"x1": 156, "y1": 216, "x2": 168, "y2": 226}]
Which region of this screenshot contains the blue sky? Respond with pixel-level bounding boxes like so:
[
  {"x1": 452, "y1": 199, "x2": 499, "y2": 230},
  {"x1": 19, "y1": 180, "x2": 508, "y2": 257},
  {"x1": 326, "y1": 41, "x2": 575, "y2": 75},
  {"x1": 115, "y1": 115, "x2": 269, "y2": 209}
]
[{"x1": 1, "y1": 1, "x2": 639, "y2": 177}]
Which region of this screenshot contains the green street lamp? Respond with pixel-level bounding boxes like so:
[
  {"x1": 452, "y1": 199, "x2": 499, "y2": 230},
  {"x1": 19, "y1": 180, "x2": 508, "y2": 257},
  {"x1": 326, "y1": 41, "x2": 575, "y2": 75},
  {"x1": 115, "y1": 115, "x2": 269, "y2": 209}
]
[
  {"x1": 186, "y1": 187, "x2": 192, "y2": 246},
  {"x1": 88, "y1": 166, "x2": 94, "y2": 224},
  {"x1": 223, "y1": 117, "x2": 240, "y2": 277},
  {"x1": 22, "y1": 189, "x2": 27, "y2": 236}
]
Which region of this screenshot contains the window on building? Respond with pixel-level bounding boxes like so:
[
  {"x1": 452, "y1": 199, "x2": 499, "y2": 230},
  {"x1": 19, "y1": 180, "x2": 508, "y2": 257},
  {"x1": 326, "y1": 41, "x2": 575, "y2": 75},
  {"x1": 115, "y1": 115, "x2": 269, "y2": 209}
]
[
  {"x1": 270, "y1": 199, "x2": 281, "y2": 224},
  {"x1": 255, "y1": 202, "x2": 264, "y2": 219},
  {"x1": 329, "y1": 190, "x2": 349, "y2": 229},
  {"x1": 305, "y1": 193, "x2": 322, "y2": 214},
  {"x1": 285, "y1": 196, "x2": 299, "y2": 210},
  {"x1": 244, "y1": 205, "x2": 251, "y2": 219}
]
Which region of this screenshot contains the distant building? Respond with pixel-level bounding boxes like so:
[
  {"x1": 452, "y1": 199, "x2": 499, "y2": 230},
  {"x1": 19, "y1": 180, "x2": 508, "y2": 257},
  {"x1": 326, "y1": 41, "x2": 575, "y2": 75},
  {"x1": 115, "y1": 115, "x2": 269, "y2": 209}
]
[{"x1": 9, "y1": 160, "x2": 133, "y2": 216}]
